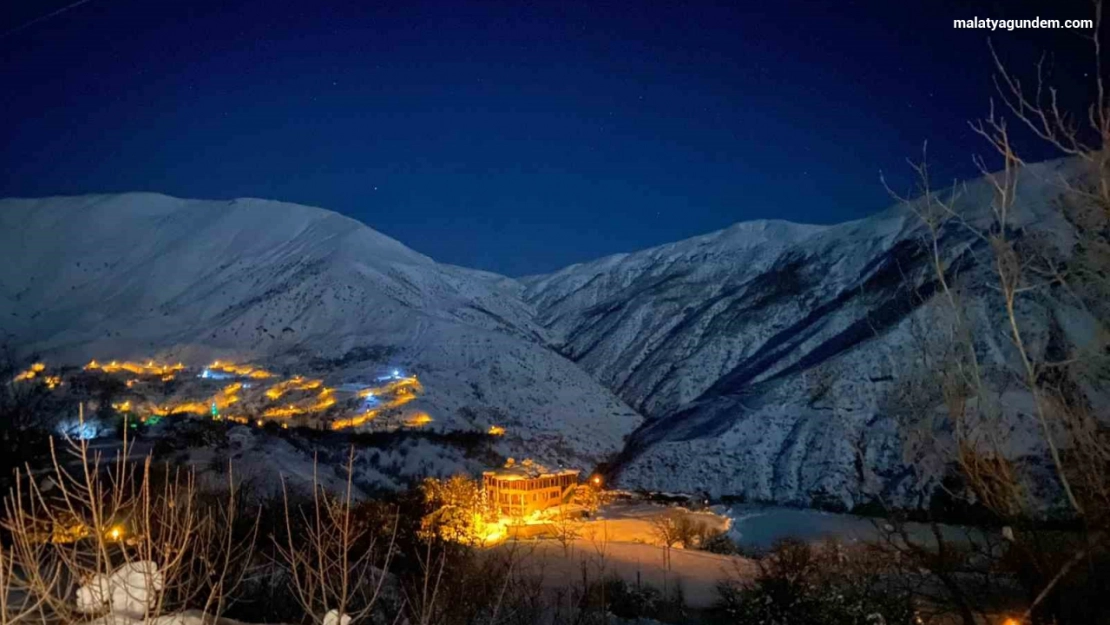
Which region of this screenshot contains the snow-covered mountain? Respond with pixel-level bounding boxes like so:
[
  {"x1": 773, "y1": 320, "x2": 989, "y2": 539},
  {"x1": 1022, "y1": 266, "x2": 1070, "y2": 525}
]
[
  {"x1": 0, "y1": 193, "x2": 643, "y2": 470},
  {"x1": 522, "y1": 159, "x2": 1085, "y2": 509},
  {"x1": 1, "y1": 159, "x2": 1088, "y2": 508}
]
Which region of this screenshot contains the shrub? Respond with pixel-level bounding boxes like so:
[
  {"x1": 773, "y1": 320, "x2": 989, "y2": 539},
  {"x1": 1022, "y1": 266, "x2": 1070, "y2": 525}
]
[
  {"x1": 580, "y1": 576, "x2": 689, "y2": 623},
  {"x1": 713, "y1": 539, "x2": 917, "y2": 625},
  {"x1": 700, "y1": 530, "x2": 739, "y2": 555},
  {"x1": 0, "y1": 353, "x2": 54, "y2": 489},
  {"x1": 603, "y1": 577, "x2": 663, "y2": 620}
]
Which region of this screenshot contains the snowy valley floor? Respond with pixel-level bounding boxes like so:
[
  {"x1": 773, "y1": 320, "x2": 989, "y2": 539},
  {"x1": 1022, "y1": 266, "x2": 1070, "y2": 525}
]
[
  {"x1": 492, "y1": 501, "x2": 749, "y2": 609},
  {"x1": 497, "y1": 538, "x2": 753, "y2": 609}
]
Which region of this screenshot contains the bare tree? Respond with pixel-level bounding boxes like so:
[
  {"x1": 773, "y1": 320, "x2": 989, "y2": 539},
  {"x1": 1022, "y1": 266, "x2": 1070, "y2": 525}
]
[
  {"x1": 650, "y1": 511, "x2": 683, "y2": 571},
  {"x1": 276, "y1": 448, "x2": 398, "y2": 625},
  {"x1": 888, "y1": 5, "x2": 1110, "y2": 621},
  {"x1": 0, "y1": 350, "x2": 53, "y2": 491},
  {"x1": 572, "y1": 482, "x2": 603, "y2": 515},
  {"x1": 673, "y1": 513, "x2": 708, "y2": 549},
  {"x1": 552, "y1": 507, "x2": 583, "y2": 557},
  {"x1": 0, "y1": 405, "x2": 258, "y2": 623}
]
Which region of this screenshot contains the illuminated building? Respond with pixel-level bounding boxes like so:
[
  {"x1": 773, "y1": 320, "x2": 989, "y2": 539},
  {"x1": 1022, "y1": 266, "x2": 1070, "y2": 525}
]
[{"x1": 483, "y1": 461, "x2": 579, "y2": 518}]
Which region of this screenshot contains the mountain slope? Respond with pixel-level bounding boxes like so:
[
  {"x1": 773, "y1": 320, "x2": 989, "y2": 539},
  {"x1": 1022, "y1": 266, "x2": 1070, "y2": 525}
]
[
  {"x1": 523, "y1": 159, "x2": 1082, "y2": 508},
  {"x1": 0, "y1": 193, "x2": 643, "y2": 469},
  {"x1": 2, "y1": 159, "x2": 1088, "y2": 508}
]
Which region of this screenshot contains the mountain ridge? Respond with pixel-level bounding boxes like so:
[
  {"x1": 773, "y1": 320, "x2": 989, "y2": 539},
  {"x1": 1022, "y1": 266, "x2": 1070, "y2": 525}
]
[
  {"x1": 1, "y1": 158, "x2": 1084, "y2": 506},
  {"x1": 520, "y1": 157, "x2": 1081, "y2": 507},
  {"x1": 0, "y1": 193, "x2": 642, "y2": 473}
]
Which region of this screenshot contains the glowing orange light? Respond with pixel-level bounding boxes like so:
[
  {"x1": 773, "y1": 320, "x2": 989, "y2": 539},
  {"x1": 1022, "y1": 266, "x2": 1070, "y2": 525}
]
[
  {"x1": 265, "y1": 376, "x2": 321, "y2": 400},
  {"x1": 211, "y1": 382, "x2": 243, "y2": 410},
  {"x1": 150, "y1": 402, "x2": 209, "y2": 416},
  {"x1": 263, "y1": 404, "x2": 302, "y2": 418},
  {"x1": 488, "y1": 425, "x2": 506, "y2": 436},
  {"x1": 208, "y1": 361, "x2": 274, "y2": 379},
  {"x1": 262, "y1": 385, "x2": 336, "y2": 418},
  {"x1": 13, "y1": 362, "x2": 45, "y2": 382},
  {"x1": 332, "y1": 410, "x2": 377, "y2": 430},
  {"x1": 404, "y1": 412, "x2": 433, "y2": 428},
  {"x1": 84, "y1": 359, "x2": 185, "y2": 377}
]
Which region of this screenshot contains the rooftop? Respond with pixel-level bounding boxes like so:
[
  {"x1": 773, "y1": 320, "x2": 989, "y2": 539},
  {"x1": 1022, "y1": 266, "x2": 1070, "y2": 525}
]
[{"x1": 483, "y1": 459, "x2": 579, "y2": 481}]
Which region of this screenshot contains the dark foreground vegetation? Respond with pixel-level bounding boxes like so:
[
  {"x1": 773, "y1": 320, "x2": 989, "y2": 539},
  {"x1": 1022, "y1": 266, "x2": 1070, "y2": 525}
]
[{"x1": 0, "y1": 391, "x2": 1107, "y2": 624}]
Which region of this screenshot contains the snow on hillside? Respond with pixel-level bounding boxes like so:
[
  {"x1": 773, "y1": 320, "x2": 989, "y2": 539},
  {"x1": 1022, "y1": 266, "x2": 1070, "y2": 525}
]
[
  {"x1": 2, "y1": 158, "x2": 1089, "y2": 509},
  {"x1": 0, "y1": 193, "x2": 642, "y2": 472},
  {"x1": 522, "y1": 158, "x2": 1086, "y2": 508}
]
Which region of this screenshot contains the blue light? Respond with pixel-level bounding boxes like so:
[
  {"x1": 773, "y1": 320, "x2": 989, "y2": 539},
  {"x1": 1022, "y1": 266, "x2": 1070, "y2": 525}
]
[
  {"x1": 56, "y1": 419, "x2": 100, "y2": 440},
  {"x1": 75, "y1": 422, "x2": 99, "y2": 439},
  {"x1": 198, "y1": 368, "x2": 233, "y2": 380}
]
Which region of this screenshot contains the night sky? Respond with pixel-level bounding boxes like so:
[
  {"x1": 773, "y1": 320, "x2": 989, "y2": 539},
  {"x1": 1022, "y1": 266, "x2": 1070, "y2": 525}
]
[{"x1": 0, "y1": 0, "x2": 1096, "y2": 276}]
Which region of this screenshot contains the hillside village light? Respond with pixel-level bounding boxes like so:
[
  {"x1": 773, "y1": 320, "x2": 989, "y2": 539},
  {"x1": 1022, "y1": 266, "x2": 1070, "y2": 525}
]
[{"x1": 14, "y1": 362, "x2": 45, "y2": 382}]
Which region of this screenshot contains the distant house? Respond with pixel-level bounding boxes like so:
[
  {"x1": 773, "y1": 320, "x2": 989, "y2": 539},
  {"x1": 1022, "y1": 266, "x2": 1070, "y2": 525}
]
[
  {"x1": 197, "y1": 368, "x2": 235, "y2": 381},
  {"x1": 483, "y1": 461, "x2": 579, "y2": 518}
]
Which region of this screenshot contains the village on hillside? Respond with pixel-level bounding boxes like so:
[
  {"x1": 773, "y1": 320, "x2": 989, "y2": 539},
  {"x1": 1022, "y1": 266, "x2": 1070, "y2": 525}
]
[
  {"x1": 13, "y1": 357, "x2": 744, "y2": 611},
  {"x1": 13, "y1": 358, "x2": 448, "y2": 433}
]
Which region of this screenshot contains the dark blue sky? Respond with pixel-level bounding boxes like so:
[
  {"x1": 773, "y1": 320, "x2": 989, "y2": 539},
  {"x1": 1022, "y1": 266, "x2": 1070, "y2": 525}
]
[{"x1": 0, "y1": 0, "x2": 1095, "y2": 275}]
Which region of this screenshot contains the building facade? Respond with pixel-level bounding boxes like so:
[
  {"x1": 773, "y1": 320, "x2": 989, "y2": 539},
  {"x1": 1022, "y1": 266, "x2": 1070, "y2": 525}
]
[{"x1": 483, "y1": 466, "x2": 579, "y2": 518}]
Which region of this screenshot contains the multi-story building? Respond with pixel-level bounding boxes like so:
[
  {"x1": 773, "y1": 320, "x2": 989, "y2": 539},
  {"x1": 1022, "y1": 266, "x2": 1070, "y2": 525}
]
[{"x1": 483, "y1": 462, "x2": 579, "y2": 518}]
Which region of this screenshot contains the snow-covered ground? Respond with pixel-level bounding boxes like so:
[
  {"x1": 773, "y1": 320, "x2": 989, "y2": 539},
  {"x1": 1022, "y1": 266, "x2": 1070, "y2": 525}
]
[
  {"x1": 489, "y1": 500, "x2": 748, "y2": 609},
  {"x1": 588, "y1": 501, "x2": 730, "y2": 544},
  {"x1": 504, "y1": 537, "x2": 754, "y2": 609}
]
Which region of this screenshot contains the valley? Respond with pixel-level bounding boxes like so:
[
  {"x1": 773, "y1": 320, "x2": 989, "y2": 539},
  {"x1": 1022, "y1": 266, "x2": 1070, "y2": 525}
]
[{"x1": 0, "y1": 160, "x2": 1088, "y2": 510}]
